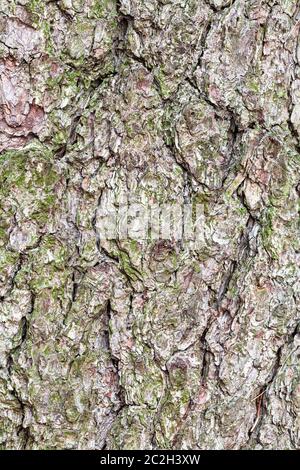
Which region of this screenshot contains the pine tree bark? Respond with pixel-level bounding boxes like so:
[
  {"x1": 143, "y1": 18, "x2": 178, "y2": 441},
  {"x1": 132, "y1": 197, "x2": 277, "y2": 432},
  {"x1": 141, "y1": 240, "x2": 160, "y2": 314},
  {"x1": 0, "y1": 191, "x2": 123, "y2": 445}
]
[{"x1": 0, "y1": 0, "x2": 300, "y2": 450}]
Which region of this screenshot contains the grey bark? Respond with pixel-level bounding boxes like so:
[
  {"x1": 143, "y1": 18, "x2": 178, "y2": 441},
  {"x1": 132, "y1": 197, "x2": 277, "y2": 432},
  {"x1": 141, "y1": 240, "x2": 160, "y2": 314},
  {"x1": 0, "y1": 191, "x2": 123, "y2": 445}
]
[{"x1": 0, "y1": 0, "x2": 300, "y2": 450}]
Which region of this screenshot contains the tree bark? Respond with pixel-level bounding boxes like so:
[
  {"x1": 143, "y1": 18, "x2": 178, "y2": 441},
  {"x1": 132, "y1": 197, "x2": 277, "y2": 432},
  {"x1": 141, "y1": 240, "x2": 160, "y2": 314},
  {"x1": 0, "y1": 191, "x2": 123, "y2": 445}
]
[{"x1": 0, "y1": 0, "x2": 300, "y2": 450}]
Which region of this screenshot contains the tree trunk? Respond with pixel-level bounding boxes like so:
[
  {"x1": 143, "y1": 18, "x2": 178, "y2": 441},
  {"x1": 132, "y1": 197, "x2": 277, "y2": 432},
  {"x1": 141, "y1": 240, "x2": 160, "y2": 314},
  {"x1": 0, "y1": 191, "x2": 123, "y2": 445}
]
[{"x1": 0, "y1": 0, "x2": 300, "y2": 450}]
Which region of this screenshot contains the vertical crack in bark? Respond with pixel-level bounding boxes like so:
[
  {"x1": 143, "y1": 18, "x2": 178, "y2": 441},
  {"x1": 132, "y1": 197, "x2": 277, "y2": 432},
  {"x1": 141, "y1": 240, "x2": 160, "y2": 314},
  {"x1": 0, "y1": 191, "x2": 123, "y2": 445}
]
[
  {"x1": 5, "y1": 290, "x2": 35, "y2": 449},
  {"x1": 217, "y1": 260, "x2": 237, "y2": 309},
  {"x1": 248, "y1": 322, "x2": 300, "y2": 444},
  {"x1": 105, "y1": 299, "x2": 126, "y2": 413}
]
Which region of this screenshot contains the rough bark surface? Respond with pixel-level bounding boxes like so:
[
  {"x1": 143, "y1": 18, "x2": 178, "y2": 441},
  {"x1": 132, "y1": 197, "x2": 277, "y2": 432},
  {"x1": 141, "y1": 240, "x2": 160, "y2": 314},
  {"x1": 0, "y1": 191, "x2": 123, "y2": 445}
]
[{"x1": 0, "y1": 0, "x2": 300, "y2": 450}]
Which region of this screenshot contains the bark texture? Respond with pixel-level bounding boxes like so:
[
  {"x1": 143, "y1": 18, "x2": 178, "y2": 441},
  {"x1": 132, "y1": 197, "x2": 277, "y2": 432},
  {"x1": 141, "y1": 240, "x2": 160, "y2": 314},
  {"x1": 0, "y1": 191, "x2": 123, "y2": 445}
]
[{"x1": 1, "y1": 0, "x2": 300, "y2": 450}]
